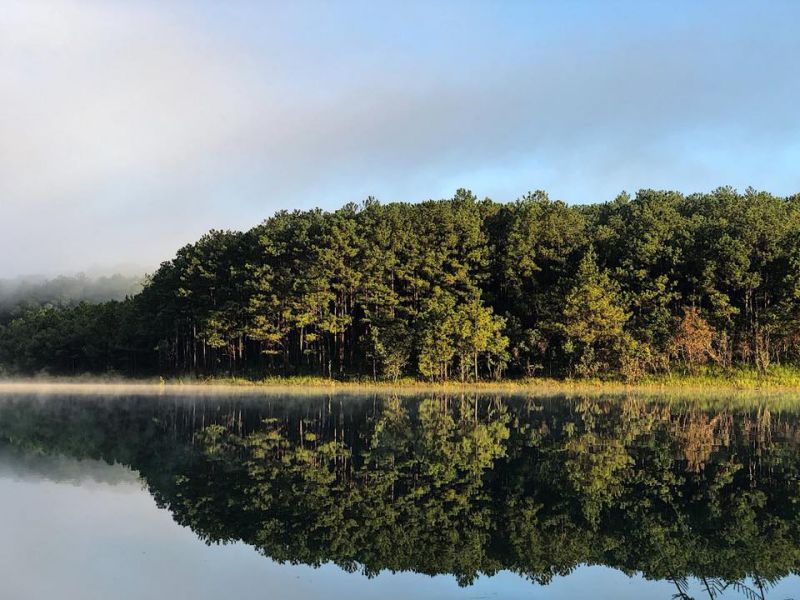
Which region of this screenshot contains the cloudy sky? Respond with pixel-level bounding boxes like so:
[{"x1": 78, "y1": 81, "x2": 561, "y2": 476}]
[{"x1": 2, "y1": 0, "x2": 799, "y2": 277}]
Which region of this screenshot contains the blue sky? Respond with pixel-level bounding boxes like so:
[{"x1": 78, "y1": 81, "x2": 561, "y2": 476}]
[{"x1": 1, "y1": 0, "x2": 799, "y2": 276}]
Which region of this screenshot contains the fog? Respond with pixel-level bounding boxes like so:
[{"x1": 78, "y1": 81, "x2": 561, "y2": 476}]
[
  {"x1": 0, "y1": 273, "x2": 143, "y2": 316},
  {"x1": 2, "y1": 1, "x2": 799, "y2": 277}
]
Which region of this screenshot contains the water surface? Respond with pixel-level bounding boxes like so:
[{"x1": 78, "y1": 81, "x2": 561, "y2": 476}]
[{"x1": 1, "y1": 389, "x2": 798, "y2": 599}]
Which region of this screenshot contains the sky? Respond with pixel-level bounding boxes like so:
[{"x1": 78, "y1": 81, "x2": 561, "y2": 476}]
[{"x1": 1, "y1": 0, "x2": 799, "y2": 277}]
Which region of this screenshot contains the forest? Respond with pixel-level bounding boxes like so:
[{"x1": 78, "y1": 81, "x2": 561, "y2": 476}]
[{"x1": 1, "y1": 186, "x2": 799, "y2": 381}]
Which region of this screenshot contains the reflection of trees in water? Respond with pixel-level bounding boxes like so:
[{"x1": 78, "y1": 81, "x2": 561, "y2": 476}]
[
  {"x1": 671, "y1": 574, "x2": 778, "y2": 600},
  {"x1": 0, "y1": 393, "x2": 798, "y2": 598},
  {"x1": 671, "y1": 411, "x2": 728, "y2": 472}
]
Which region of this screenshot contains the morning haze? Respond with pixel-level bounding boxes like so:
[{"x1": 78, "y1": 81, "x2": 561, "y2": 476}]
[{"x1": 2, "y1": 0, "x2": 799, "y2": 277}]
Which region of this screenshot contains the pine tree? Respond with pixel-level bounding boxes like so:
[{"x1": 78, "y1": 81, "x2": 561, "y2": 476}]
[{"x1": 561, "y1": 248, "x2": 629, "y2": 376}]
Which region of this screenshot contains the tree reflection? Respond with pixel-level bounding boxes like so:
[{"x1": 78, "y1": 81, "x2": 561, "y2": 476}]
[{"x1": 0, "y1": 392, "x2": 798, "y2": 597}]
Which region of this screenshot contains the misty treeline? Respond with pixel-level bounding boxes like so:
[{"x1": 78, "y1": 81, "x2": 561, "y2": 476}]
[
  {"x1": 2, "y1": 187, "x2": 800, "y2": 380},
  {"x1": 0, "y1": 273, "x2": 142, "y2": 317}
]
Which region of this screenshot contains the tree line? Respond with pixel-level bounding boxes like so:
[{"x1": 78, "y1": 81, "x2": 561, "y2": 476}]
[{"x1": 2, "y1": 186, "x2": 799, "y2": 380}]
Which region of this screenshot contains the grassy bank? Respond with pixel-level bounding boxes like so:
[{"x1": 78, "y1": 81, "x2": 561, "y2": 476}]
[
  {"x1": 190, "y1": 365, "x2": 800, "y2": 391},
  {"x1": 3, "y1": 366, "x2": 800, "y2": 400}
]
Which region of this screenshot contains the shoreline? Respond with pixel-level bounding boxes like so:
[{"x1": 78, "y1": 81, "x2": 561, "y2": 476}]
[{"x1": 2, "y1": 372, "x2": 800, "y2": 398}]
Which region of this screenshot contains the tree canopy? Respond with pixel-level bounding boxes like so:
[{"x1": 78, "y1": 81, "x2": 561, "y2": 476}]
[{"x1": 2, "y1": 187, "x2": 800, "y2": 380}]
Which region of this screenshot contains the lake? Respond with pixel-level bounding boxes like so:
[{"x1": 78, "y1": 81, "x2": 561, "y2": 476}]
[{"x1": 0, "y1": 388, "x2": 798, "y2": 599}]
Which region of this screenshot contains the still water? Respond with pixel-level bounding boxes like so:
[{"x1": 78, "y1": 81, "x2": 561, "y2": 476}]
[{"x1": 0, "y1": 389, "x2": 798, "y2": 599}]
